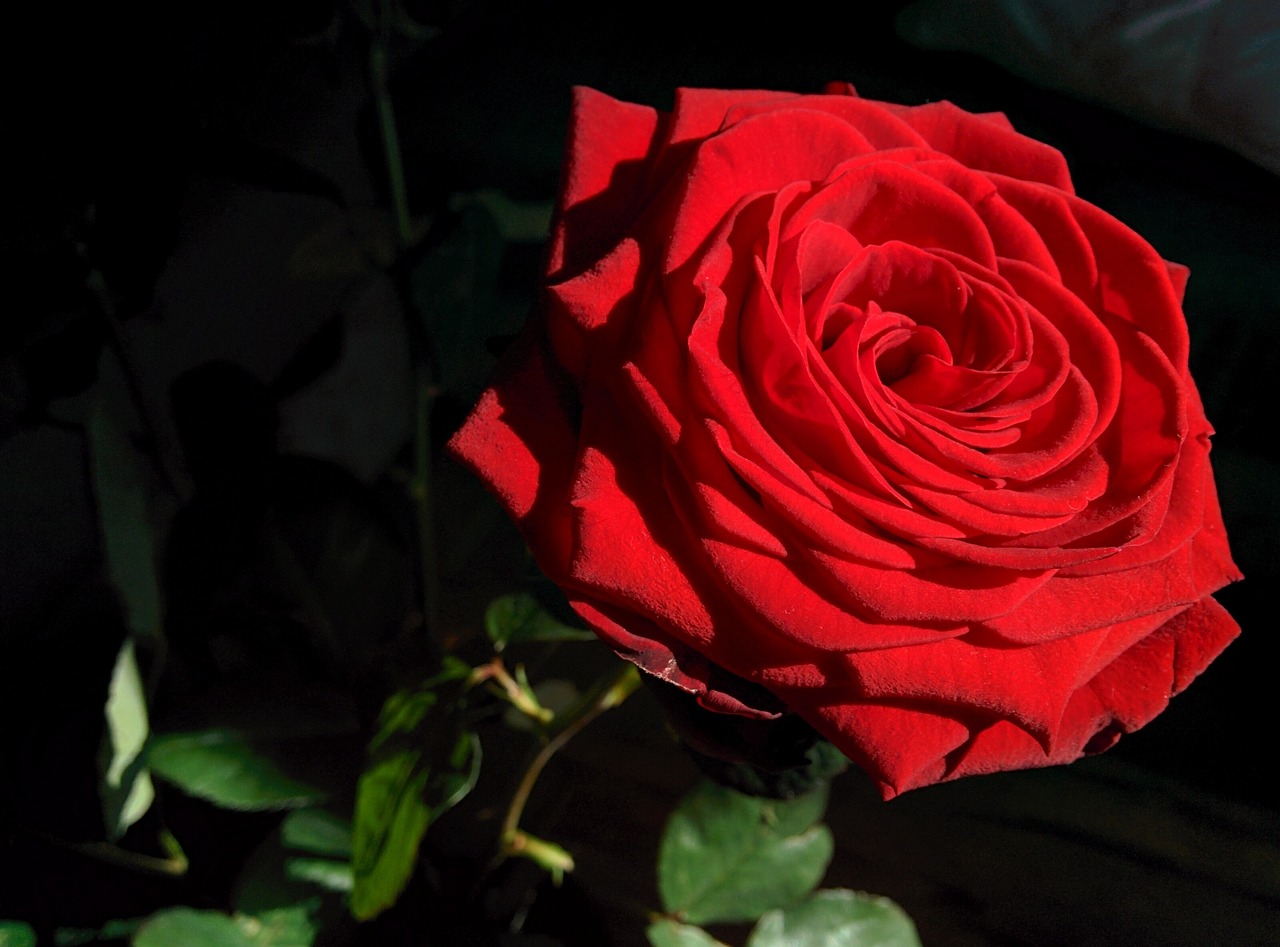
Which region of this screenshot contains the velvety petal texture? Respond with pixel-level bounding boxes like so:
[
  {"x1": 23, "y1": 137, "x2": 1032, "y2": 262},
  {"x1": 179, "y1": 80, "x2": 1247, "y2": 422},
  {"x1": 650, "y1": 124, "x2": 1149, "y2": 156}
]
[{"x1": 448, "y1": 85, "x2": 1242, "y2": 798}]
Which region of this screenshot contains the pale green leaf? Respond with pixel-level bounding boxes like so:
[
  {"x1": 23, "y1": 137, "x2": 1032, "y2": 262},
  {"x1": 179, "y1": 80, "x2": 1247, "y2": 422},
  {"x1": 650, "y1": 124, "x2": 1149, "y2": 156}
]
[
  {"x1": 100, "y1": 638, "x2": 155, "y2": 837},
  {"x1": 746, "y1": 889, "x2": 922, "y2": 947},
  {"x1": 132, "y1": 907, "x2": 315, "y2": 947},
  {"x1": 133, "y1": 909, "x2": 252, "y2": 947},
  {"x1": 658, "y1": 782, "x2": 833, "y2": 925},
  {"x1": 646, "y1": 919, "x2": 725, "y2": 947},
  {"x1": 148, "y1": 732, "x2": 324, "y2": 811},
  {"x1": 239, "y1": 906, "x2": 316, "y2": 947},
  {"x1": 286, "y1": 857, "x2": 354, "y2": 893}
]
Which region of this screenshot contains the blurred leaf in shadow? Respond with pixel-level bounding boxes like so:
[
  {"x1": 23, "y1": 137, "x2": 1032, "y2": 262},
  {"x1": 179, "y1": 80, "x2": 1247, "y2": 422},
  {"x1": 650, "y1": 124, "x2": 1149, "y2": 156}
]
[
  {"x1": 285, "y1": 858, "x2": 353, "y2": 894},
  {"x1": 281, "y1": 808, "x2": 352, "y2": 859},
  {"x1": 411, "y1": 203, "x2": 527, "y2": 400},
  {"x1": 485, "y1": 593, "x2": 596, "y2": 653},
  {"x1": 147, "y1": 731, "x2": 326, "y2": 812},
  {"x1": 232, "y1": 815, "x2": 352, "y2": 940}
]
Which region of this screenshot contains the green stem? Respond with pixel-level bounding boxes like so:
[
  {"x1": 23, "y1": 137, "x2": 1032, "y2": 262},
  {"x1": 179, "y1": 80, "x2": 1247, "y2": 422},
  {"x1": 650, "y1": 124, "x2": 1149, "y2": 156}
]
[
  {"x1": 498, "y1": 663, "x2": 641, "y2": 856},
  {"x1": 13, "y1": 820, "x2": 188, "y2": 877},
  {"x1": 473, "y1": 657, "x2": 555, "y2": 725},
  {"x1": 410, "y1": 371, "x2": 441, "y2": 637},
  {"x1": 368, "y1": 27, "x2": 442, "y2": 639},
  {"x1": 369, "y1": 40, "x2": 413, "y2": 251},
  {"x1": 506, "y1": 829, "x2": 574, "y2": 885}
]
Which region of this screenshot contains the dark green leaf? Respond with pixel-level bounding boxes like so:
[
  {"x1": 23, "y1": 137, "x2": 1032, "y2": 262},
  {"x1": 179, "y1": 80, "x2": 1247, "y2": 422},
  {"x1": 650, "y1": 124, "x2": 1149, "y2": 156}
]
[
  {"x1": 410, "y1": 204, "x2": 525, "y2": 398},
  {"x1": 645, "y1": 919, "x2": 724, "y2": 947},
  {"x1": 658, "y1": 782, "x2": 833, "y2": 925},
  {"x1": 687, "y1": 732, "x2": 848, "y2": 801},
  {"x1": 55, "y1": 918, "x2": 142, "y2": 946},
  {"x1": 286, "y1": 857, "x2": 354, "y2": 893},
  {"x1": 87, "y1": 400, "x2": 161, "y2": 643},
  {"x1": 450, "y1": 190, "x2": 553, "y2": 243},
  {"x1": 484, "y1": 594, "x2": 595, "y2": 652},
  {"x1": 0, "y1": 921, "x2": 36, "y2": 947},
  {"x1": 350, "y1": 666, "x2": 480, "y2": 920},
  {"x1": 281, "y1": 809, "x2": 353, "y2": 858},
  {"x1": 745, "y1": 889, "x2": 922, "y2": 947},
  {"x1": 148, "y1": 732, "x2": 325, "y2": 811},
  {"x1": 367, "y1": 658, "x2": 471, "y2": 753}
]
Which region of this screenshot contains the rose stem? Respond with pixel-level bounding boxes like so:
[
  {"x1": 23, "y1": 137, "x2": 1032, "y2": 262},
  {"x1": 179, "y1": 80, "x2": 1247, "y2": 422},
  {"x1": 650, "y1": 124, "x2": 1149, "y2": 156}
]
[
  {"x1": 368, "y1": 23, "x2": 442, "y2": 640},
  {"x1": 10, "y1": 818, "x2": 189, "y2": 877},
  {"x1": 497, "y1": 663, "x2": 642, "y2": 869}
]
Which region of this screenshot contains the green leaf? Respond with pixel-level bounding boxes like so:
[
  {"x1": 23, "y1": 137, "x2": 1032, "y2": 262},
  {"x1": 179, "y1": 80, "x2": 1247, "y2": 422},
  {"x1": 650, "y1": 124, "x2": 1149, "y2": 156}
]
[
  {"x1": 350, "y1": 753, "x2": 428, "y2": 917},
  {"x1": 148, "y1": 732, "x2": 325, "y2": 811},
  {"x1": 132, "y1": 907, "x2": 315, "y2": 947},
  {"x1": 658, "y1": 782, "x2": 834, "y2": 925},
  {"x1": 286, "y1": 857, "x2": 354, "y2": 893},
  {"x1": 350, "y1": 667, "x2": 481, "y2": 920},
  {"x1": 484, "y1": 594, "x2": 595, "y2": 652},
  {"x1": 133, "y1": 910, "x2": 252, "y2": 947},
  {"x1": 100, "y1": 638, "x2": 155, "y2": 838},
  {"x1": 239, "y1": 906, "x2": 317, "y2": 947},
  {"x1": 281, "y1": 809, "x2": 353, "y2": 858},
  {"x1": 745, "y1": 889, "x2": 922, "y2": 947},
  {"x1": 0, "y1": 921, "x2": 36, "y2": 947},
  {"x1": 766, "y1": 780, "x2": 830, "y2": 837},
  {"x1": 350, "y1": 731, "x2": 480, "y2": 919},
  {"x1": 645, "y1": 919, "x2": 725, "y2": 947},
  {"x1": 85, "y1": 391, "x2": 162, "y2": 837}
]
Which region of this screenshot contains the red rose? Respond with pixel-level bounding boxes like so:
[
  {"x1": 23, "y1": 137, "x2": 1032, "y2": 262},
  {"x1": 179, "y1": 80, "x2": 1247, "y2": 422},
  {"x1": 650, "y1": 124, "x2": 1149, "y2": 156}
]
[{"x1": 449, "y1": 84, "x2": 1242, "y2": 797}]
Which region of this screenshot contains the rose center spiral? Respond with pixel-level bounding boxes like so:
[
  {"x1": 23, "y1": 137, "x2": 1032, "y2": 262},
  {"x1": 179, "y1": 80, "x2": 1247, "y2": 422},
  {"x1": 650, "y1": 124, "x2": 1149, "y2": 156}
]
[{"x1": 870, "y1": 321, "x2": 952, "y2": 389}]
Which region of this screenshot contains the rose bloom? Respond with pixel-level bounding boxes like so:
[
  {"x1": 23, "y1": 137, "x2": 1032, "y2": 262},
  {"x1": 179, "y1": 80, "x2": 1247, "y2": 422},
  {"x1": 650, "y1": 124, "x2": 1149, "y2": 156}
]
[{"x1": 449, "y1": 84, "x2": 1242, "y2": 797}]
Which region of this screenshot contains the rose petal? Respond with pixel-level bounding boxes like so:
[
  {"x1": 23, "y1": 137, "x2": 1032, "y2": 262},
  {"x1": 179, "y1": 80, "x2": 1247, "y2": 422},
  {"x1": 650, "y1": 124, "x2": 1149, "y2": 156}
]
[
  {"x1": 549, "y1": 87, "x2": 663, "y2": 280},
  {"x1": 889, "y1": 99, "x2": 1075, "y2": 193}
]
